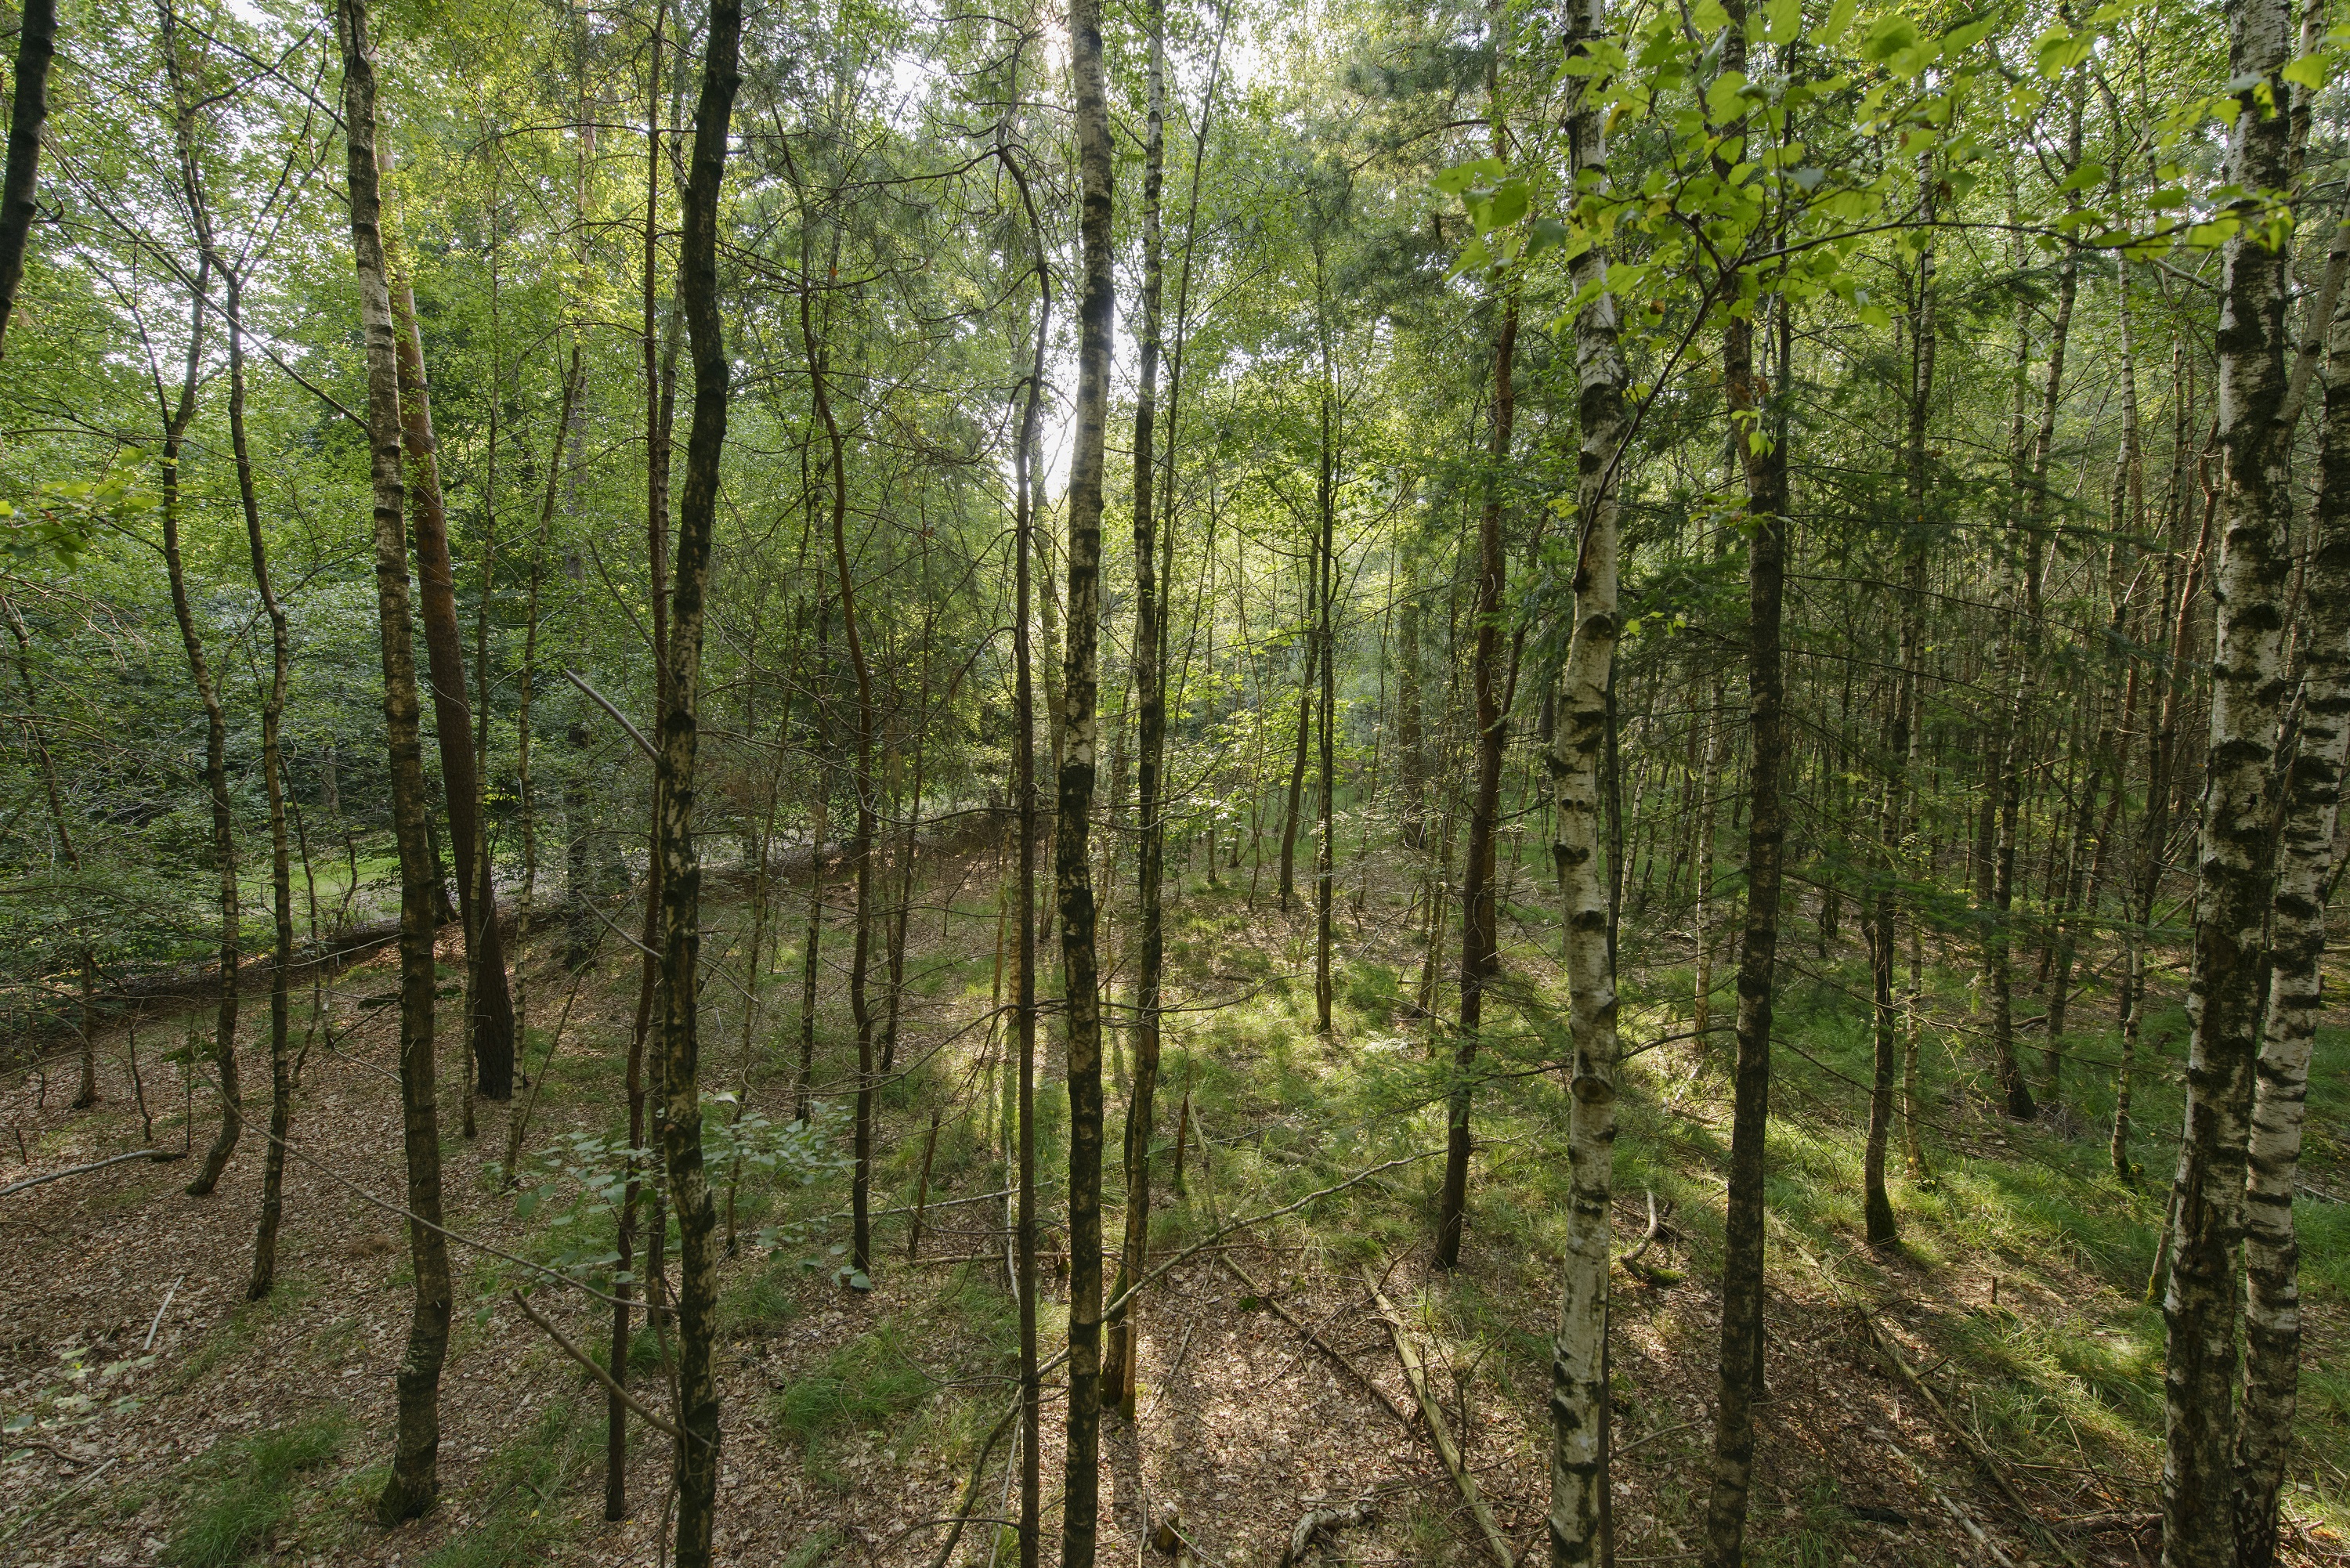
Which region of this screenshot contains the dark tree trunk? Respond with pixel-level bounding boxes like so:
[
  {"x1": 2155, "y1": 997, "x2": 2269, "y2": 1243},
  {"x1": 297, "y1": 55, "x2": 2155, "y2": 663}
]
[
  {"x1": 653, "y1": 7, "x2": 740, "y2": 1556},
  {"x1": 1701, "y1": 289, "x2": 1791, "y2": 1568},
  {"x1": 1103, "y1": 0, "x2": 1166, "y2": 1418},
  {"x1": 151, "y1": 243, "x2": 240, "y2": 1200},
  {"x1": 0, "y1": 0, "x2": 53, "y2": 356},
  {"x1": 387, "y1": 248, "x2": 516, "y2": 1104},
  {"x1": 1434, "y1": 280, "x2": 1517, "y2": 1273},
  {"x1": 1060, "y1": 0, "x2": 1115, "y2": 1548}
]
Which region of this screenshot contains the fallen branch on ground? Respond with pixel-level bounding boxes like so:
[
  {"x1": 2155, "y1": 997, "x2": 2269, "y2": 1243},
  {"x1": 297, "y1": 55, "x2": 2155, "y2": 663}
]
[
  {"x1": 1280, "y1": 1496, "x2": 1374, "y2": 1566},
  {"x1": 1, "y1": 1147, "x2": 178, "y2": 1198},
  {"x1": 1361, "y1": 1266, "x2": 1515, "y2": 1568},
  {"x1": 1221, "y1": 1252, "x2": 1409, "y2": 1429}
]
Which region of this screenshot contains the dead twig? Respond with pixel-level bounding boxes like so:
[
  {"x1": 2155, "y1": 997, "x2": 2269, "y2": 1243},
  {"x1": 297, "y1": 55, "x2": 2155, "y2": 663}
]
[
  {"x1": 1280, "y1": 1497, "x2": 1374, "y2": 1566},
  {"x1": 1223, "y1": 1253, "x2": 1410, "y2": 1429},
  {"x1": 0, "y1": 1148, "x2": 177, "y2": 1198},
  {"x1": 1360, "y1": 1266, "x2": 1514, "y2": 1568}
]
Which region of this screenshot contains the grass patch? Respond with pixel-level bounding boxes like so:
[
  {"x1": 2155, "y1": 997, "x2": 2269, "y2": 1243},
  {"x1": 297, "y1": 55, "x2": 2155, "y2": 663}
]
[
  {"x1": 419, "y1": 1399, "x2": 591, "y2": 1568},
  {"x1": 165, "y1": 1411, "x2": 346, "y2": 1568}
]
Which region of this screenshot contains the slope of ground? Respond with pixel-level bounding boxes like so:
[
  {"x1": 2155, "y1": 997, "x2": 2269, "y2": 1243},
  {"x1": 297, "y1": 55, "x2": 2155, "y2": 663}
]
[{"x1": 2, "y1": 837, "x2": 2345, "y2": 1567}]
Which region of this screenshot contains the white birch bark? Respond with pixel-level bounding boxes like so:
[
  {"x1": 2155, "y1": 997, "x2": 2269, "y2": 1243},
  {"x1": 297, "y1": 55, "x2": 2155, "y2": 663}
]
[
  {"x1": 2229, "y1": 212, "x2": 2350, "y2": 1568},
  {"x1": 1542, "y1": 0, "x2": 1627, "y2": 1553},
  {"x1": 2161, "y1": 1, "x2": 2298, "y2": 1560}
]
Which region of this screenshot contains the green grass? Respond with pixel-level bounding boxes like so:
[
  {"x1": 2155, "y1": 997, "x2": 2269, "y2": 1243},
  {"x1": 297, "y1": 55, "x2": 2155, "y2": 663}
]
[
  {"x1": 165, "y1": 1411, "x2": 346, "y2": 1568},
  {"x1": 770, "y1": 1321, "x2": 937, "y2": 1486},
  {"x1": 418, "y1": 1400, "x2": 591, "y2": 1568}
]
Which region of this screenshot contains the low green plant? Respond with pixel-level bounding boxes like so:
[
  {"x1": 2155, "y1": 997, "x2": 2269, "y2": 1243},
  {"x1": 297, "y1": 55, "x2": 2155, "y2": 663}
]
[{"x1": 165, "y1": 1411, "x2": 345, "y2": 1568}]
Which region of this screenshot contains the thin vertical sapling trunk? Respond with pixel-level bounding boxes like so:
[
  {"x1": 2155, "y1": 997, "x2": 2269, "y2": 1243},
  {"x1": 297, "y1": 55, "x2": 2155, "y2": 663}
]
[
  {"x1": 1060, "y1": 0, "x2": 1115, "y2": 1545},
  {"x1": 1434, "y1": 179, "x2": 1518, "y2": 1272},
  {"x1": 652, "y1": 2, "x2": 741, "y2": 1554},
  {"x1": 1104, "y1": 0, "x2": 1166, "y2": 1412},
  {"x1": 339, "y1": 0, "x2": 451, "y2": 1519}
]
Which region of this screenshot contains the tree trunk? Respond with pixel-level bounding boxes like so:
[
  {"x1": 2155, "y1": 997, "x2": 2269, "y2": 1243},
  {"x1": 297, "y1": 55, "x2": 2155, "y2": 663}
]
[
  {"x1": 796, "y1": 186, "x2": 880, "y2": 1282},
  {"x1": 2161, "y1": 3, "x2": 2296, "y2": 1559},
  {"x1": 0, "y1": 0, "x2": 52, "y2": 356},
  {"x1": 612, "y1": 10, "x2": 674, "y2": 1513},
  {"x1": 1278, "y1": 555, "x2": 1318, "y2": 912},
  {"x1": 653, "y1": 9, "x2": 740, "y2": 1556},
  {"x1": 1104, "y1": 0, "x2": 1166, "y2": 1416},
  {"x1": 1867, "y1": 184, "x2": 1933, "y2": 1250},
  {"x1": 1397, "y1": 590, "x2": 1426, "y2": 850},
  {"x1": 1701, "y1": 283, "x2": 1790, "y2": 1568},
  {"x1": 796, "y1": 599, "x2": 831, "y2": 1125},
  {"x1": 1433, "y1": 269, "x2": 1517, "y2": 1271},
  {"x1": 1313, "y1": 253, "x2": 1340, "y2": 1035},
  {"x1": 1007, "y1": 131, "x2": 1050, "y2": 1568},
  {"x1": 340, "y1": 0, "x2": 450, "y2": 1520},
  {"x1": 2228, "y1": 209, "x2": 2350, "y2": 1568},
  {"x1": 386, "y1": 236, "x2": 516, "y2": 1104},
  {"x1": 1059, "y1": 0, "x2": 1114, "y2": 1546},
  {"x1": 1542, "y1": 3, "x2": 1627, "y2": 1547},
  {"x1": 228, "y1": 267, "x2": 295, "y2": 1300},
  {"x1": 151, "y1": 248, "x2": 241, "y2": 1200}
]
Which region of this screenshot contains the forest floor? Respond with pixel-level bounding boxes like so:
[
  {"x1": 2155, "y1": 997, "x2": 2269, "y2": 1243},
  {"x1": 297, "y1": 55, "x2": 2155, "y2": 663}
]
[{"x1": 3, "y1": 833, "x2": 2348, "y2": 1568}]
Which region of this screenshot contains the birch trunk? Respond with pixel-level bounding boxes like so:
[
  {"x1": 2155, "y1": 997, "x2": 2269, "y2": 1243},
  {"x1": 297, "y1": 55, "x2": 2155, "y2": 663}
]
[
  {"x1": 1542, "y1": 0, "x2": 1627, "y2": 1548},
  {"x1": 2229, "y1": 211, "x2": 2350, "y2": 1568},
  {"x1": 2160, "y1": 1, "x2": 2297, "y2": 1559}
]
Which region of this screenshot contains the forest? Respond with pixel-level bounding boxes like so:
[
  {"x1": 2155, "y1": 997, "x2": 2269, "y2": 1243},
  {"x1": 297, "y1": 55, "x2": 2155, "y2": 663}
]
[{"x1": 1, "y1": 0, "x2": 2347, "y2": 1561}]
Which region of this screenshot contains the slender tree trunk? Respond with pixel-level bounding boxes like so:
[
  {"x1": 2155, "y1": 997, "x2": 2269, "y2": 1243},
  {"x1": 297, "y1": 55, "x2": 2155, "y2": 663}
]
[
  {"x1": 1313, "y1": 249, "x2": 1340, "y2": 1035},
  {"x1": 609, "y1": 9, "x2": 673, "y2": 1512},
  {"x1": 1006, "y1": 136, "x2": 1050, "y2": 1566},
  {"x1": 797, "y1": 598, "x2": 831, "y2": 1124},
  {"x1": 1701, "y1": 280, "x2": 1791, "y2": 1568},
  {"x1": 653, "y1": 11, "x2": 740, "y2": 1557},
  {"x1": 2228, "y1": 210, "x2": 2350, "y2": 1568},
  {"x1": 386, "y1": 230, "x2": 516, "y2": 1104},
  {"x1": 0, "y1": 0, "x2": 52, "y2": 357},
  {"x1": 226, "y1": 267, "x2": 295, "y2": 1299},
  {"x1": 1060, "y1": 0, "x2": 1115, "y2": 1545},
  {"x1": 2161, "y1": 4, "x2": 2296, "y2": 1559},
  {"x1": 2119, "y1": 415, "x2": 2213, "y2": 1183},
  {"x1": 1542, "y1": 4, "x2": 1627, "y2": 1548},
  {"x1": 1104, "y1": 0, "x2": 1166, "y2": 1416},
  {"x1": 1278, "y1": 557, "x2": 1318, "y2": 912},
  {"x1": 1867, "y1": 190, "x2": 1934, "y2": 1249},
  {"x1": 340, "y1": 0, "x2": 450, "y2": 1519},
  {"x1": 1433, "y1": 266, "x2": 1518, "y2": 1270},
  {"x1": 1693, "y1": 669, "x2": 1724, "y2": 1052},
  {"x1": 797, "y1": 198, "x2": 880, "y2": 1281},
  {"x1": 1397, "y1": 591, "x2": 1426, "y2": 850},
  {"x1": 150, "y1": 249, "x2": 242, "y2": 1199}
]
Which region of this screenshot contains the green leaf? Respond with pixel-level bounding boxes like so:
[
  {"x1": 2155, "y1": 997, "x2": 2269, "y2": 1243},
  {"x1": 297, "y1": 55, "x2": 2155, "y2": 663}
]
[
  {"x1": 1705, "y1": 70, "x2": 1753, "y2": 125},
  {"x1": 1813, "y1": 0, "x2": 1856, "y2": 45},
  {"x1": 2282, "y1": 54, "x2": 2327, "y2": 90},
  {"x1": 1764, "y1": 0, "x2": 1801, "y2": 44},
  {"x1": 1858, "y1": 302, "x2": 1892, "y2": 328},
  {"x1": 1860, "y1": 16, "x2": 1918, "y2": 61}
]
